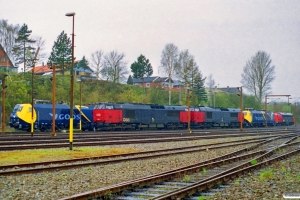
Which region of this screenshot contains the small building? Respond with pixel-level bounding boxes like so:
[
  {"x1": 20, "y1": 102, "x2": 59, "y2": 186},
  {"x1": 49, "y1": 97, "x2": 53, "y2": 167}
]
[
  {"x1": 132, "y1": 76, "x2": 180, "y2": 91},
  {"x1": 0, "y1": 43, "x2": 17, "y2": 72},
  {"x1": 132, "y1": 76, "x2": 187, "y2": 92},
  {"x1": 31, "y1": 61, "x2": 96, "y2": 79}
]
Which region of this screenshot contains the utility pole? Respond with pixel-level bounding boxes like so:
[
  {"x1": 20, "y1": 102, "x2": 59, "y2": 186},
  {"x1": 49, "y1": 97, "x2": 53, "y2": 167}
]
[{"x1": 1, "y1": 74, "x2": 8, "y2": 133}]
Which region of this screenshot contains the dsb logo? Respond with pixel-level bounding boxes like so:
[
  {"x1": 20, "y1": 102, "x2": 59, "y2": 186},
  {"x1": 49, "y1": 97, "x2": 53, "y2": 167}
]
[{"x1": 49, "y1": 113, "x2": 81, "y2": 120}]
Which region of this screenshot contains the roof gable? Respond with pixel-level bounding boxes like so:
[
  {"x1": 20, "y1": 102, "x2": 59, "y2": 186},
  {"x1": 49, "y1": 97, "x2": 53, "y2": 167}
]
[{"x1": 0, "y1": 43, "x2": 15, "y2": 68}]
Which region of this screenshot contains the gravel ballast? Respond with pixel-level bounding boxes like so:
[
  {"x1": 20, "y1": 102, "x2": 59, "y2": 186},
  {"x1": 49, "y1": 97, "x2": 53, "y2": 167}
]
[
  {"x1": 0, "y1": 139, "x2": 252, "y2": 199},
  {"x1": 213, "y1": 155, "x2": 300, "y2": 200},
  {"x1": 0, "y1": 137, "x2": 299, "y2": 199}
]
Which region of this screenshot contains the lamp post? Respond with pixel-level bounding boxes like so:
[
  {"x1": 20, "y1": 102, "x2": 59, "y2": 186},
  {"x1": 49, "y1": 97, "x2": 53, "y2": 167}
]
[
  {"x1": 78, "y1": 76, "x2": 82, "y2": 131},
  {"x1": 186, "y1": 84, "x2": 192, "y2": 133},
  {"x1": 1, "y1": 74, "x2": 8, "y2": 133},
  {"x1": 237, "y1": 87, "x2": 243, "y2": 131},
  {"x1": 48, "y1": 61, "x2": 57, "y2": 136},
  {"x1": 30, "y1": 47, "x2": 40, "y2": 137},
  {"x1": 66, "y1": 12, "x2": 75, "y2": 150},
  {"x1": 179, "y1": 80, "x2": 182, "y2": 105},
  {"x1": 294, "y1": 103, "x2": 297, "y2": 127}
]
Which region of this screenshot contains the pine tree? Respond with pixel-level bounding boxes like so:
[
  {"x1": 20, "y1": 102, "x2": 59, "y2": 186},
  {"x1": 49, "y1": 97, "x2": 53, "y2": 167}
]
[
  {"x1": 193, "y1": 71, "x2": 207, "y2": 105},
  {"x1": 130, "y1": 54, "x2": 153, "y2": 92},
  {"x1": 127, "y1": 75, "x2": 133, "y2": 85},
  {"x1": 76, "y1": 56, "x2": 90, "y2": 71},
  {"x1": 47, "y1": 31, "x2": 72, "y2": 84},
  {"x1": 130, "y1": 54, "x2": 153, "y2": 78},
  {"x1": 12, "y1": 24, "x2": 35, "y2": 75}
]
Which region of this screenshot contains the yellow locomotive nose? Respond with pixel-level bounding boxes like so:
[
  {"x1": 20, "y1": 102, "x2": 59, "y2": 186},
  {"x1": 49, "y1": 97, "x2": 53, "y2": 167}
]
[
  {"x1": 243, "y1": 110, "x2": 252, "y2": 123},
  {"x1": 16, "y1": 104, "x2": 37, "y2": 124}
]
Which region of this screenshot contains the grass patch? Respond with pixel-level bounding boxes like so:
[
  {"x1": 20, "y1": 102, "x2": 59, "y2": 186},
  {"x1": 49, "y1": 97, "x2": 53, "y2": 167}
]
[
  {"x1": 182, "y1": 175, "x2": 191, "y2": 182},
  {"x1": 0, "y1": 146, "x2": 139, "y2": 166},
  {"x1": 259, "y1": 169, "x2": 274, "y2": 181},
  {"x1": 250, "y1": 159, "x2": 257, "y2": 165},
  {"x1": 234, "y1": 176, "x2": 241, "y2": 185}
]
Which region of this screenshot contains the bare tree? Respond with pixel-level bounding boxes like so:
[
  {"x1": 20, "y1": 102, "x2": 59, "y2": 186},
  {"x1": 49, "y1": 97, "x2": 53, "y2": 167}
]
[
  {"x1": 159, "y1": 43, "x2": 179, "y2": 105},
  {"x1": 30, "y1": 36, "x2": 47, "y2": 65},
  {"x1": 0, "y1": 19, "x2": 20, "y2": 64},
  {"x1": 101, "y1": 50, "x2": 129, "y2": 83},
  {"x1": 241, "y1": 51, "x2": 276, "y2": 102},
  {"x1": 174, "y1": 49, "x2": 192, "y2": 81},
  {"x1": 90, "y1": 50, "x2": 104, "y2": 79},
  {"x1": 206, "y1": 74, "x2": 215, "y2": 106},
  {"x1": 176, "y1": 51, "x2": 199, "y2": 87}
]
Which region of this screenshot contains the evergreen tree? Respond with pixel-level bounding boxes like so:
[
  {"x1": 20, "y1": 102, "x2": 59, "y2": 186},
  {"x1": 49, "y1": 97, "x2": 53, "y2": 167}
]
[
  {"x1": 193, "y1": 71, "x2": 207, "y2": 105},
  {"x1": 130, "y1": 54, "x2": 153, "y2": 92},
  {"x1": 12, "y1": 24, "x2": 35, "y2": 75},
  {"x1": 76, "y1": 56, "x2": 90, "y2": 71},
  {"x1": 127, "y1": 75, "x2": 133, "y2": 85},
  {"x1": 130, "y1": 54, "x2": 153, "y2": 78},
  {"x1": 47, "y1": 31, "x2": 72, "y2": 84}
]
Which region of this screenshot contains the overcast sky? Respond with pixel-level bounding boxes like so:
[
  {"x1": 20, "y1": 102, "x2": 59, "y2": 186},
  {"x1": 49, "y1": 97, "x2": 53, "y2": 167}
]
[{"x1": 1, "y1": 0, "x2": 300, "y2": 102}]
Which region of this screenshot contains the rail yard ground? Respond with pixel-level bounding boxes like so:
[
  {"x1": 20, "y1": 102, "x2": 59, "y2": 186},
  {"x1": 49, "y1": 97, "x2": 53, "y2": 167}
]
[
  {"x1": 214, "y1": 156, "x2": 300, "y2": 200},
  {"x1": 0, "y1": 129, "x2": 299, "y2": 199}
]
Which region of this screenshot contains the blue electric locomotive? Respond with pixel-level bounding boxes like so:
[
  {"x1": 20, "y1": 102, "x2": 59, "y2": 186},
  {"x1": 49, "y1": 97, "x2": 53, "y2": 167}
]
[{"x1": 9, "y1": 103, "x2": 94, "y2": 131}]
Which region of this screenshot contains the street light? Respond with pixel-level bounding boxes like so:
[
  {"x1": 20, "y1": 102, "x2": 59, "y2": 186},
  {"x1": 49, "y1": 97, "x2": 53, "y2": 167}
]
[
  {"x1": 77, "y1": 76, "x2": 82, "y2": 131},
  {"x1": 179, "y1": 80, "x2": 182, "y2": 105},
  {"x1": 66, "y1": 12, "x2": 75, "y2": 150},
  {"x1": 237, "y1": 87, "x2": 243, "y2": 131},
  {"x1": 186, "y1": 84, "x2": 192, "y2": 133},
  {"x1": 1, "y1": 74, "x2": 8, "y2": 133},
  {"x1": 48, "y1": 61, "x2": 57, "y2": 136},
  {"x1": 30, "y1": 47, "x2": 40, "y2": 137}
]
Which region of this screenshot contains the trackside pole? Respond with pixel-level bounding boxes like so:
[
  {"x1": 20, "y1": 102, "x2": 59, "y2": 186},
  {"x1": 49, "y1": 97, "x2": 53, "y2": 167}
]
[{"x1": 69, "y1": 118, "x2": 73, "y2": 150}]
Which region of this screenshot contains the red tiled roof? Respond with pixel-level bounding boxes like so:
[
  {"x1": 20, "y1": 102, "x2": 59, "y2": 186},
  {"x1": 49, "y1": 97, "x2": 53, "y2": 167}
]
[{"x1": 31, "y1": 65, "x2": 60, "y2": 73}]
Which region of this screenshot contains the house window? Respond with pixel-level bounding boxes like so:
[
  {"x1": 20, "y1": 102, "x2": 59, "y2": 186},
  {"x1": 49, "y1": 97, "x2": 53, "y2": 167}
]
[
  {"x1": 1, "y1": 57, "x2": 5, "y2": 62},
  {"x1": 146, "y1": 83, "x2": 150, "y2": 87}
]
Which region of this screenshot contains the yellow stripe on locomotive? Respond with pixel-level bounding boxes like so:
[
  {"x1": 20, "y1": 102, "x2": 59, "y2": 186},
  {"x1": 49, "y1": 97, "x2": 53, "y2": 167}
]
[
  {"x1": 16, "y1": 104, "x2": 36, "y2": 124},
  {"x1": 243, "y1": 110, "x2": 252, "y2": 123}
]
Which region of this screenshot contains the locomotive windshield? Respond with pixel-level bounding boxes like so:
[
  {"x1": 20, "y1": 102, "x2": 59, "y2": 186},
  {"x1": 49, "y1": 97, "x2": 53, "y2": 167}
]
[{"x1": 12, "y1": 104, "x2": 23, "y2": 112}]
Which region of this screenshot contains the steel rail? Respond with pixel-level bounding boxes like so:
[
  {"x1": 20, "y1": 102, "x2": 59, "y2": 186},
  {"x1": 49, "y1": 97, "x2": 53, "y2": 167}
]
[
  {"x1": 0, "y1": 132, "x2": 297, "y2": 151},
  {"x1": 57, "y1": 137, "x2": 300, "y2": 200},
  {"x1": 0, "y1": 138, "x2": 268, "y2": 176}
]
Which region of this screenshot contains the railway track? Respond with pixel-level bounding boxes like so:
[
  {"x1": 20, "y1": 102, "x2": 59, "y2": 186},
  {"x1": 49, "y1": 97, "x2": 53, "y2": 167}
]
[
  {"x1": 57, "y1": 134, "x2": 300, "y2": 200},
  {"x1": 0, "y1": 126, "x2": 297, "y2": 138},
  {"x1": 0, "y1": 129, "x2": 298, "y2": 151},
  {"x1": 1, "y1": 126, "x2": 297, "y2": 135},
  {"x1": 0, "y1": 137, "x2": 271, "y2": 176}
]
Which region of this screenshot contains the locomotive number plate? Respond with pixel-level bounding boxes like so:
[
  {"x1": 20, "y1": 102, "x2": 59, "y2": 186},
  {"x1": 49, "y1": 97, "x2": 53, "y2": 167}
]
[{"x1": 123, "y1": 118, "x2": 130, "y2": 122}]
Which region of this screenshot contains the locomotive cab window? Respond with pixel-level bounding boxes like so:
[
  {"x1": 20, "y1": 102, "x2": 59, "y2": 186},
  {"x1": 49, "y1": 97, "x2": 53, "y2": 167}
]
[
  {"x1": 167, "y1": 111, "x2": 179, "y2": 117},
  {"x1": 125, "y1": 110, "x2": 136, "y2": 119},
  {"x1": 12, "y1": 105, "x2": 23, "y2": 112},
  {"x1": 206, "y1": 112, "x2": 212, "y2": 119},
  {"x1": 230, "y1": 113, "x2": 238, "y2": 117}
]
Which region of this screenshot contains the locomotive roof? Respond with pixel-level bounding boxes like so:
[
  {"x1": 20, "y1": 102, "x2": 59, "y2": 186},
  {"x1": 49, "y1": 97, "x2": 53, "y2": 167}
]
[
  {"x1": 93, "y1": 102, "x2": 187, "y2": 110},
  {"x1": 33, "y1": 104, "x2": 71, "y2": 109},
  {"x1": 274, "y1": 112, "x2": 293, "y2": 116},
  {"x1": 196, "y1": 106, "x2": 240, "y2": 112}
]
